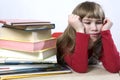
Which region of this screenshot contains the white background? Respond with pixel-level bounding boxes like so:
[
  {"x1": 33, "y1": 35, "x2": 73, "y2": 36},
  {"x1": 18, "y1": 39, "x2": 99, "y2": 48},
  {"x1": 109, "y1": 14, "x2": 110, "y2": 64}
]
[{"x1": 0, "y1": 0, "x2": 120, "y2": 51}]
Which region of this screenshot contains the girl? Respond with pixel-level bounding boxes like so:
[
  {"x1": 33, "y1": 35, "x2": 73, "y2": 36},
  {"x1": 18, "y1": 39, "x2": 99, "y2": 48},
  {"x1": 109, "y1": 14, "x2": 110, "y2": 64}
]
[{"x1": 54, "y1": 1, "x2": 120, "y2": 73}]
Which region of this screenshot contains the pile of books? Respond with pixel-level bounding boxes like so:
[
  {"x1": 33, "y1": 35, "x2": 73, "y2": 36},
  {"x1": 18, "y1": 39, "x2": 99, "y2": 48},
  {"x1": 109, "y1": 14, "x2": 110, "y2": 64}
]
[
  {"x1": 0, "y1": 19, "x2": 57, "y2": 63},
  {"x1": 0, "y1": 19, "x2": 71, "y2": 80}
]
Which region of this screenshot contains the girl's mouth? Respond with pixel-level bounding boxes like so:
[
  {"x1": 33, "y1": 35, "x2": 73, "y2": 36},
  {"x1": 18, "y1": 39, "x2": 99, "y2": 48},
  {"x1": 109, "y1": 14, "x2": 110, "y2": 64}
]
[
  {"x1": 90, "y1": 33, "x2": 100, "y2": 35},
  {"x1": 90, "y1": 33, "x2": 100, "y2": 37}
]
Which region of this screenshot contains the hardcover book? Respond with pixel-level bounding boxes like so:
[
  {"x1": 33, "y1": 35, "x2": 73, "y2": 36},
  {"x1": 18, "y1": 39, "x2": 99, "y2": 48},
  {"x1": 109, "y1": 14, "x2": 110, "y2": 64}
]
[
  {"x1": 0, "y1": 47, "x2": 56, "y2": 60},
  {"x1": 0, "y1": 19, "x2": 50, "y2": 25},
  {"x1": 0, "y1": 55, "x2": 57, "y2": 64},
  {"x1": 0, "y1": 19, "x2": 55, "y2": 31},
  {"x1": 0, "y1": 38, "x2": 56, "y2": 52},
  {"x1": 0, "y1": 64, "x2": 72, "y2": 80},
  {"x1": 0, "y1": 27, "x2": 52, "y2": 42},
  {"x1": 3, "y1": 23, "x2": 55, "y2": 31}
]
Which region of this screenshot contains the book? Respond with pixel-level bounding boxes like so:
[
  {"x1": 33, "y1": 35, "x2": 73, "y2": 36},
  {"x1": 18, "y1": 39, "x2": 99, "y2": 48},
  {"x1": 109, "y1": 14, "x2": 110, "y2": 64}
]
[
  {"x1": 3, "y1": 23, "x2": 55, "y2": 31},
  {"x1": 0, "y1": 38, "x2": 56, "y2": 52},
  {"x1": 0, "y1": 19, "x2": 50, "y2": 25},
  {"x1": 0, "y1": 47, "x2": 56, "y2": 60},
  {"x1": 0, "y1": 27, "x2": 52, "y2": 42},
  {"x1": 0, "y1": 55, "x2": 57, "y2": 64},
  {"x1": 0, "y1": 19, "x2": 55, "y2": 31},
  {"x1": 0, "y1": 63, "x2": 58, "y2": 72},
  {"x1": 0, "y1": 64, "x2": 71, "y2": 80}
]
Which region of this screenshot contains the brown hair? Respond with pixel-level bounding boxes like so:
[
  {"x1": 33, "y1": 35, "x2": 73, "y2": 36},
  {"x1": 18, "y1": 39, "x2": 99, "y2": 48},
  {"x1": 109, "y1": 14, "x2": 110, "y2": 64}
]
[{"x1": 57, "y1": 1, "x2": 105, "y2": 64}]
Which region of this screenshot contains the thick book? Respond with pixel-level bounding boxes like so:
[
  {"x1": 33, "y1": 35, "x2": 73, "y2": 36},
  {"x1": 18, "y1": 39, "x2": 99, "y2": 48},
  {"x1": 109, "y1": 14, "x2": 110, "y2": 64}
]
[
  {"x1": 0, "y1": 38, "x2": 56, "y2": 52},
  {"x1": 0, "y1": 64, "x2": 71, "y2": 80},
  {"x1": 0, "y1": 55, "x2": 57, "y2": 64},
  {"x1": 0, "y1": 19, "x2": 55, "y2": 31},
  {"x1": 0, "y1": 47, "x2": 56, "y2": 60},
  {"x1": 0, "y1": 27, "x2": 52, "y2": 42}
]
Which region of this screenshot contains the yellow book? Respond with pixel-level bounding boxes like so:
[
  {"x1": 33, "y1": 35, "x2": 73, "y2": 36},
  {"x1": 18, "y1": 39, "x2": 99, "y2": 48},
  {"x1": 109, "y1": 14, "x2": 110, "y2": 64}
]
[
  {"x1": 0, "y1": 27, "x2": 52, "y2": 42},
  {"x1": 0, "y1": 55, "x2": 57, "y2": 64},
  {"x1": 0, "y1": 72, "x2": 71, "y2": 80},
  {"x1": 0, "y1": 47, "x2": 56, "y2": 61}
]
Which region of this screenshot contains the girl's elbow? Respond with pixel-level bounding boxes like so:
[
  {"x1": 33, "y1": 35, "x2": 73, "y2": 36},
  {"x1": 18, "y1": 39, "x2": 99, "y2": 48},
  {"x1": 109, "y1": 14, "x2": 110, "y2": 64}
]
[
  {"x1": 73, "y1": 68, "x2": 88, "y2": 73},
  {"x1": 106, "y1": 67, "x2": 120, "y2": 73},
  {"x1": 72, "y1": 66, "x2": 88, "y2": 73}
]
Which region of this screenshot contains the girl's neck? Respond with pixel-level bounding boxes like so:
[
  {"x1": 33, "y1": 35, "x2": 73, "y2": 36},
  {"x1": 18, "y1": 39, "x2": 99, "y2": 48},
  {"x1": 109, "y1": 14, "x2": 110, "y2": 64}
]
[{"x1": 88, "y1": 39, "x2": 94, "y2": 49}]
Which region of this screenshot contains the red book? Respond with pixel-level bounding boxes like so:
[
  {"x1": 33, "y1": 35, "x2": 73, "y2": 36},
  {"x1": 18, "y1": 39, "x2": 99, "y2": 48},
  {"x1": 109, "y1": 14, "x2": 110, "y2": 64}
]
[{"x1": 0, "y1": 38, "x2": 56, "y2": 52}]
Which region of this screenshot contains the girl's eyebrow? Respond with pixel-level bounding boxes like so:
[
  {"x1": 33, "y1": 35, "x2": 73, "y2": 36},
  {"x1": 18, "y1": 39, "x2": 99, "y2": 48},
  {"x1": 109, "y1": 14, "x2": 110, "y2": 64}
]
[
  {"x1": 82, "y1": 19, "x2": 102, "y2": 21},
  {"x1": 82, "y1": 19, "x2": 90, "y2": 21},
  {"x1": 82, "y1": 19, "x2": 92, "y2": 22}
]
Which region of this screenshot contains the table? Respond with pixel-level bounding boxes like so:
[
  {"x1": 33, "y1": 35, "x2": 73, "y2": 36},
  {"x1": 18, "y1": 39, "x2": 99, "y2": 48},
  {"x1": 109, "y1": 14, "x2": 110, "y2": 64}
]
[{"x1": 14, "y1": 65, "x2": 120, "y2": 80}]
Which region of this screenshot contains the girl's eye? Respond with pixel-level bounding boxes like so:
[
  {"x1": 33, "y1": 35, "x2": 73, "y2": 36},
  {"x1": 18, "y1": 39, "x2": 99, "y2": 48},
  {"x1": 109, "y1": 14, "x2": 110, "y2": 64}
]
[{"x1": 83, "y1": 22, "x2": 91, "y2": 24}]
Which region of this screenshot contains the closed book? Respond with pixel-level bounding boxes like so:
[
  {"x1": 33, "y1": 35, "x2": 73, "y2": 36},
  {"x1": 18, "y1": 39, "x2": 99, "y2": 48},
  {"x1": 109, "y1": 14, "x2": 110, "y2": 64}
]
[
  {"x1": 0, "y1": 64, "x2": 71, "y2": 80},
  {"x1": 3, "y1": 23, "x2": 55, "y2": 31},
  {"x1": 0, "y1": 38, "x2": 56, "y2": 52},
  {"x1": 0, "y1": 47, "x2": 56, "y2": 60},
  {"x1": 0, "y1": 19, "x2": 50, "y2": 25},
  {"x1": 0, "y1": 55, "x2": 57, "y2": 64},
  {"x1": 0, "y1": 27, "x2": 52, "y2": 42},
  {"x1": 0, "y1": 19, "x2": 55, "y2": 30}
]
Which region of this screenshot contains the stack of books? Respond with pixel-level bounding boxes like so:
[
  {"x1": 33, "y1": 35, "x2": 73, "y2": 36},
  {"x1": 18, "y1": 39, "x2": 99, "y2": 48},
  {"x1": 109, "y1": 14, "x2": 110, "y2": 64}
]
[
  {"x1": 0, "y1": 19, "x2": 57, "y2": 63},
  {"x1": 0, "y1": 19, "x2": 72, "y2": 79}
]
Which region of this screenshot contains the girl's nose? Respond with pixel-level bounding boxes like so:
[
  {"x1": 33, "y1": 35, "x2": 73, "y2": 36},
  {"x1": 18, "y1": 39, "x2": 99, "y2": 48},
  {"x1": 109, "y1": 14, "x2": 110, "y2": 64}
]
[{"x1": 91, "y1": 23, "x2": 97, "y2": 30}]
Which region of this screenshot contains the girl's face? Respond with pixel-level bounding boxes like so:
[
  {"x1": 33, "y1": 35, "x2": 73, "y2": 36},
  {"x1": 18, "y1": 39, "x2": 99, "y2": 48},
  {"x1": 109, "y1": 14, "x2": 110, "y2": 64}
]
[{"x1": 82, "y1": 17, "x2": 103, "y2": 42}]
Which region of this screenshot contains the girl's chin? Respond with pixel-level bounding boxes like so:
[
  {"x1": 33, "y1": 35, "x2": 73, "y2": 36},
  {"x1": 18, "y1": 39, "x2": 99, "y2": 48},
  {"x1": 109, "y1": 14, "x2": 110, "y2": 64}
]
[{"x1": 90, "y1": 37, "x2": 98, "y2": 42}]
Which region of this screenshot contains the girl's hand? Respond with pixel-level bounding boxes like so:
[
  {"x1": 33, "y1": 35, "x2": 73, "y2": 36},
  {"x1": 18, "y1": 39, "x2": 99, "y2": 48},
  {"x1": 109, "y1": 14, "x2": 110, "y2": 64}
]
[
  {"x1": 68, "y1": 14, "x2": 84, "y2": 33},
  {"x1": 101, "y1": 18, "x2": 113, "y2": 31}
]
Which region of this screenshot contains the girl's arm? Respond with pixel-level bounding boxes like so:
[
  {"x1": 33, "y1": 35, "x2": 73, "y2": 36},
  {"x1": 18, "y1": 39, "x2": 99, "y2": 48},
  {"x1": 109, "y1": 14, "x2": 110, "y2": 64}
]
[
  {"x1": 100, "y1": 30, "x2": 120, "y2": 73},
  {"x1": 63, "y1": 14, "x2": 89, "y2": 73},
  {"x1": 100, "y1": 18, "x2": 120, "y2": 73},
  {"x1": 64, "y1": 33, "x2": 90, "y2": 73}
]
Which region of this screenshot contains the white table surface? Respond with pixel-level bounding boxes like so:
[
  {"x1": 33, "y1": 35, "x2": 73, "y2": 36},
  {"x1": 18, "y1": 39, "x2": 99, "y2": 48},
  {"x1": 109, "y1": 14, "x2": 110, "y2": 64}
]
[{"x1": 13, "y1": 65, "x2": 120, "y2": 80}]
